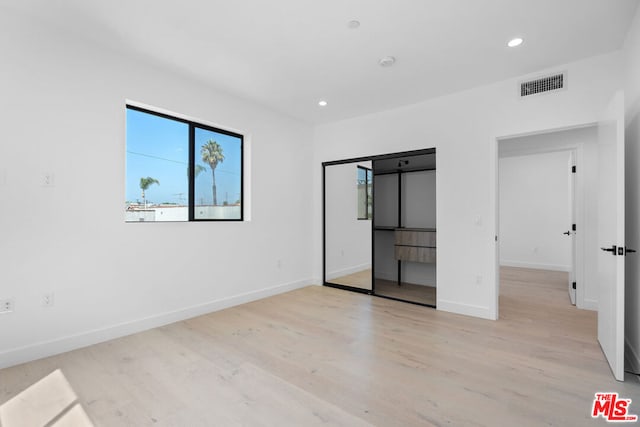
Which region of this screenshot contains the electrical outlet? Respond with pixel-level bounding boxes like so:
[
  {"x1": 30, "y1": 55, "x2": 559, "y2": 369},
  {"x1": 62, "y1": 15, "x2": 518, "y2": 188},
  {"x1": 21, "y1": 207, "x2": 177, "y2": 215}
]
[
  {"x1": 0, "y1": 298, "x2": 14, "y2": 314},
  {"x1": 43, "y1": 293, "x2": 54, "y2": 308}
]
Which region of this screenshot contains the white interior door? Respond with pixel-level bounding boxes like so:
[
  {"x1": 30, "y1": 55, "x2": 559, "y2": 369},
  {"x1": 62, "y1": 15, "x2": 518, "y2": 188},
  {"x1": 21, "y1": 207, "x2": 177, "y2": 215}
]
[
  {"x1": 597, "y1": 91, "x2": 625, "y2": 381},
  {"x1": 567, "y1": 151, "x2": 576, "y2": 305}
]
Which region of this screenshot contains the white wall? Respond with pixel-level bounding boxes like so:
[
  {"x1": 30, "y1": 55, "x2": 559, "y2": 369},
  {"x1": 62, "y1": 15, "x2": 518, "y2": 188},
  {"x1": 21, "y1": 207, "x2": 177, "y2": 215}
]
[
  {"x1": 373, "y1": 174, "x2": 398, "y2": 227},
  {"x1": 623, "y1": 5, "x2": 640, "y2": 374},
  {"x1": 325, "y1": 162, "x2": 372, "y2": 279},
  {"x1": 313, "y1": 52, "x2": 622, "y2": 320},
  {"x1": 499, "y1": 151, "x2": 572, "y2": 271},
  {"x1": 0, "y1": 8, "x2": 314, "y2": 368},
  {"x1": 124, "y1": 206, "x2": 241, "y2": 222},
  {"x1": 403, "y1": 171, "x2": 437, "y2": 229}
]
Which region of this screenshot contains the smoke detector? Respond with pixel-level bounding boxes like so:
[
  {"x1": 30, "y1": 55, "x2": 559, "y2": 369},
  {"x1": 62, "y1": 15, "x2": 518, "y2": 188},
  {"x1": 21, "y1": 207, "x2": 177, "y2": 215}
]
[{"x1": 379, "y1": 56, "x2": 396, "y2": 67}]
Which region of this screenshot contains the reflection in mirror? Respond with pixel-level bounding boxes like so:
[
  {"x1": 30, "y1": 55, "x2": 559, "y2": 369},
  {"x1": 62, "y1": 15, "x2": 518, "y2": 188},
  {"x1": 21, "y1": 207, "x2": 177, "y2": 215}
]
[
  {"x1": 357, "y1": 166, "x2": 373, "y2": 220},
  {"x1": 325, "y1": 161, "x2": 372, "y2": 290}
]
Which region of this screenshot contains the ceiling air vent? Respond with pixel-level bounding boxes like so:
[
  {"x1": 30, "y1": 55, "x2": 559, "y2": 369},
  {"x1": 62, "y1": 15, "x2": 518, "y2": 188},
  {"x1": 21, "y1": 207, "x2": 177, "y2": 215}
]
[{"x1": 520, "y1": 72, "x2": 566, "y2": 97}]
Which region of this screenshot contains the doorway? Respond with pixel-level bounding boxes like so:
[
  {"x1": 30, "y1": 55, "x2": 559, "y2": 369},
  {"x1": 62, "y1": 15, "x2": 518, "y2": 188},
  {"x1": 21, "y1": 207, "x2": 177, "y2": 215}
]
[
  {"x1": 494, "y1": 92, "x2": 628, "y2": 382},
  {"x1": 496, "y1": 125, "x2": 598, "y2": 311},
  {"x1": 499, "y1": 149, "x2": 576, "y2": 305}
]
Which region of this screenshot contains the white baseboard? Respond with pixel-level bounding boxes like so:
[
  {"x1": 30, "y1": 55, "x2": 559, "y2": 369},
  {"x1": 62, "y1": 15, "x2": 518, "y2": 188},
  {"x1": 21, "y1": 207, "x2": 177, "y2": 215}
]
[
  {"x1": 500, "y1": 260, "x2": 571, "y2": 272},
  {"x1": 326, "y1": 263, "x2": 371, "y2": 280},
  {"x1": 625, "y1": 338, "x2": 640, "y2": 374},
  {"x1": 582, "y1": 298, "x2": 598, "y2": 311},
  {"x1": 437, "y1": 299, "x2": 496, "y2": 320},
  {"x1": 0, "y1": 278, "x2": 313, "y2": 370}
]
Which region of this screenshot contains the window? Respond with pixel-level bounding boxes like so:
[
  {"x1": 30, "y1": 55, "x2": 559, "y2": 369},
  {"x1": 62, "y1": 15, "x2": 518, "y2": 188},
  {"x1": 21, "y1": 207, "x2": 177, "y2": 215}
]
[
  {"x1": 357, "y1": 166, "x2": 372, "y2": 220},
  {"x1": 125, "y1": 105, "x2": 243, "y2": 222}
]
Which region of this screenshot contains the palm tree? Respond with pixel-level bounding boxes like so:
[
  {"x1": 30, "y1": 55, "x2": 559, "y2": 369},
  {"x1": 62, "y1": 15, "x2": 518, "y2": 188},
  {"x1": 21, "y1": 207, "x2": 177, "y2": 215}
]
[
  {"x1": 201, "y1": 140, "x2": 224, "y2": 206},
  {"x1": 187, "y1": 164, "x2": 206, "y2": 179},
  {"x1": 139, "y1": 177, "x2": 159, "y2": 209}
]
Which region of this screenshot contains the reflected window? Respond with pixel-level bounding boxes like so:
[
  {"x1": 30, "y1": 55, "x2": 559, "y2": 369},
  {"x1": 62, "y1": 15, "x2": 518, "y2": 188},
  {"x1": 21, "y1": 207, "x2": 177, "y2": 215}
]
[{"x1": 357, "y1": 166, "x2": 372, "y2": 220}]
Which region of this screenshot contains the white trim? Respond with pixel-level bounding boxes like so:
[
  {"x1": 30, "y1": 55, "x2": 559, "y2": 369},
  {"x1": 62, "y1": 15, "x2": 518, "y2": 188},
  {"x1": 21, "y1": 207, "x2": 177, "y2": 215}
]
[
  {"x1": 583, "y1": 299, "x2": 598, "y2": 311},
  {"x1": 499, "y1": 260, "x2": 571, "y2": 272},
  {"x1": 0, "y1": 278, "x2": 312, "y2": 370},
  {"x1": 326, "y1": 263, "x2": 371, "y2": 280},
  {"x1": 625, "y1": 338, "x2": 640, "y2": 375},
  {"x1": 491, "y1": 134, "x2": 500, "y2": 319},
  {"x1": 495, "y1": 123, "x2": 596, "y2": 143},
  {"x1": 243, "y1": 134, "x2": 252, "y2": 221},
  {"x1": 437, "y1": 299, "x2": 496, "y2": 320}
]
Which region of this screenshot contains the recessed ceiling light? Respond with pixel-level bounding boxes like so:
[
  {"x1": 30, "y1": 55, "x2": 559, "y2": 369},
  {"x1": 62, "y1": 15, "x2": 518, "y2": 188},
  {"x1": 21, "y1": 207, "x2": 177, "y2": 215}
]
[
  {"x1": 318, "y1": 100, "x2": 328, "y2": 107},
  {"x1": 347, "y1": 20, "x2": 360, "y2": 29},
  {"x1": 379, "y1": 56, "x2": 396, "y2": 67},
  {"x1": 507, "y1": 37, "x2": 524, "y2": 48}
]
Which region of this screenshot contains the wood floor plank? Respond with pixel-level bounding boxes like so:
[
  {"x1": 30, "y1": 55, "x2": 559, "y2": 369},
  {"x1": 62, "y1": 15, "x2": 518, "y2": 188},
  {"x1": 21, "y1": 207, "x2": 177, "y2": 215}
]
[
  {"x1": 328, "y1": 269, "x2": 372, "y2": 290},
  {"x1": 1, "y1": 266, "x2": 639, "y2": 426},
  {"x1": 374, "y1": 279, "x2": 436, "y2": 305}
]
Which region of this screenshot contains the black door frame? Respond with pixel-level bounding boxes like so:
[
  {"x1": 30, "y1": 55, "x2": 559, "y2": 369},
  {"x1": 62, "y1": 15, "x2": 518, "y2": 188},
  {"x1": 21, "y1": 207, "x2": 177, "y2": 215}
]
[{"x1": 322, "y1": 147, "x2": 436, "y2": 308}]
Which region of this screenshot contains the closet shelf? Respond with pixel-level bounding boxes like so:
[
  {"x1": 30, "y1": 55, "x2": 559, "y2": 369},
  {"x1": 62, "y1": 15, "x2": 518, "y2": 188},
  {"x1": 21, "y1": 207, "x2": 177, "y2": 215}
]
[
  {"x1": 375, "y1": 226, "x2": 437, "y2": 232},
  {"x1": 374, "y1": 225, "x2": 397, "y2": 231},
  {"x1": 394, "y1": 228, "x2": 436, "y2": 263}
]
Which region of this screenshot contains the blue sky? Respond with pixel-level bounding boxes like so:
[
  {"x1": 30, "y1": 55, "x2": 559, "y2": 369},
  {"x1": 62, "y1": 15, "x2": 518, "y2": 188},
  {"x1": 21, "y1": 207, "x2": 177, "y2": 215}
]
[{"x1": 126, "y1": 109, "x2": 242, "y2": 205}]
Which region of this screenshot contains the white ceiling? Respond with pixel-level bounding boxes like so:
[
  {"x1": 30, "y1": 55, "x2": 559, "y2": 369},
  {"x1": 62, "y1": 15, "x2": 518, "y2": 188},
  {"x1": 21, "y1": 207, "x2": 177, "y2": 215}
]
[{"x1": 6, "y1": 0, "x2": 639, "y2": 124}]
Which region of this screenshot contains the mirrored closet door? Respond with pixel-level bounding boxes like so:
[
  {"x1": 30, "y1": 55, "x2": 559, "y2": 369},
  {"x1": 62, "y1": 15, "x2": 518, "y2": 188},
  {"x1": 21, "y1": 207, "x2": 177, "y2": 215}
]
[
  {"x1": 323, "y1": 148, "x2": 436, "y2": 307},
  {"x1": 324, "y1": 161, "x2": 373, "y2": 291}
]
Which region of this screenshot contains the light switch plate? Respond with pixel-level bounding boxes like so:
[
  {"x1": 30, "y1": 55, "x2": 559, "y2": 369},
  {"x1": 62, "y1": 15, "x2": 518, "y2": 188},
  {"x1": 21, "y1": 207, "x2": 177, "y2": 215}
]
[{"x1": 42, "y1": 172, "x2": 55, "y2": 187}]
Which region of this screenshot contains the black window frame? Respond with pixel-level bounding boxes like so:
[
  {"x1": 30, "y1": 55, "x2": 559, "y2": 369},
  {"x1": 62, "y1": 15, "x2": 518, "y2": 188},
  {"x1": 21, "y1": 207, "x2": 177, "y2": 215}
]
[
  {"x1": 126, "y1": 104, "x2": 244, "y2": 222},
  {"x1": 357, "y1": 165, "x2": 372, "y2": 220}
]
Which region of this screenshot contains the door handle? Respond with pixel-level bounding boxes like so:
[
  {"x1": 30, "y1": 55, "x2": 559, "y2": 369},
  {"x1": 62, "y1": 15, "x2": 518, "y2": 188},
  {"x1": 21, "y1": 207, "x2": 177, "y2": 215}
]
[
  {"x1": 601, "y1": 245, "x2": 617, "y2": 254},
  {"x1": 626, "y1": 247, "x2": 637, "y2": 254},
  {"x1": 563, "y1": 231, "x2": 571, "y2": 236}
]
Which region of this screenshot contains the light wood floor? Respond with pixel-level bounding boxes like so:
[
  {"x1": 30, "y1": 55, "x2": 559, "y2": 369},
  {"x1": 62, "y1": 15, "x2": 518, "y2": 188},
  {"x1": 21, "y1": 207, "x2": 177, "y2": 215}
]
[
  {"x1": 327, "y1": 269, "x2": 372, "y2": 290},
  {"x1": 1, "y1": 267, "x2": 639, "y2": 426},
  {"x1": 375, "y1": 279, "x2": 436, "y2": 306},
  {"x1": 329, "y1": 270, "x2": 436, "y2": 306}
]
